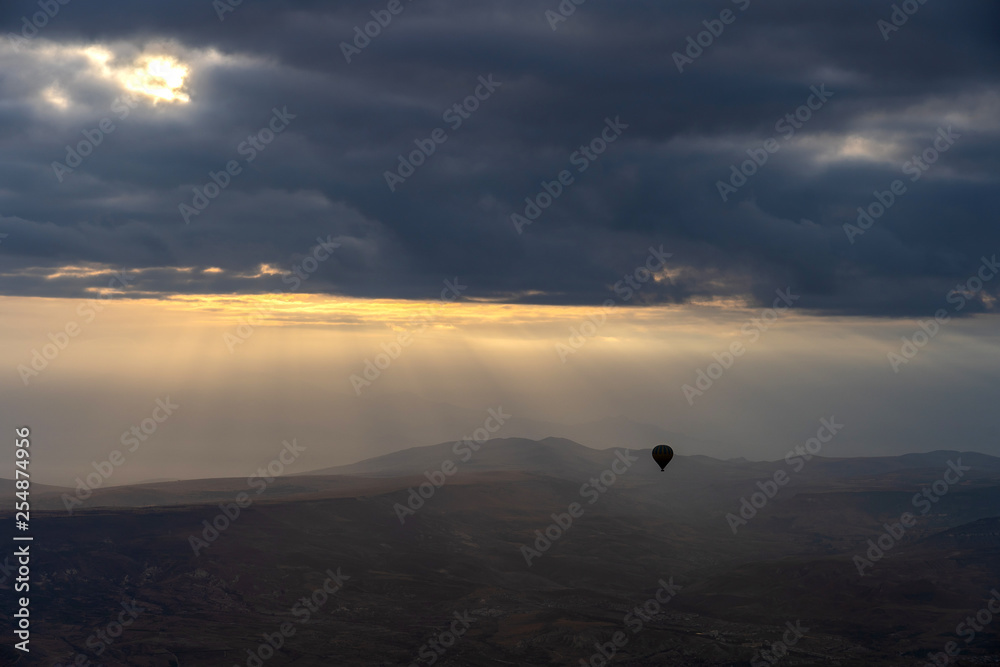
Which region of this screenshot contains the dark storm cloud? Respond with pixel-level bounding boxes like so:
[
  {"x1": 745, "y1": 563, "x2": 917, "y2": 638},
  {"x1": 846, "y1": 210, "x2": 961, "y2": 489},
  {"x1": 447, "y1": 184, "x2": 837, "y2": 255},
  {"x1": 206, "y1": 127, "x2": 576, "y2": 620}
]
[{"x1": 1, "y1": 0, "x2": 999, "y2": 314}]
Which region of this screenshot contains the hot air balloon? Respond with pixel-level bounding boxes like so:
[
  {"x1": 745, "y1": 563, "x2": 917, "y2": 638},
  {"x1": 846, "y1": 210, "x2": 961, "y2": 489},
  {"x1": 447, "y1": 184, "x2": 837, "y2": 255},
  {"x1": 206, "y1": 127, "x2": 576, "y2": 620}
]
[{"x1": 652, "y1": 444, "x2": 674, "y2": 471}]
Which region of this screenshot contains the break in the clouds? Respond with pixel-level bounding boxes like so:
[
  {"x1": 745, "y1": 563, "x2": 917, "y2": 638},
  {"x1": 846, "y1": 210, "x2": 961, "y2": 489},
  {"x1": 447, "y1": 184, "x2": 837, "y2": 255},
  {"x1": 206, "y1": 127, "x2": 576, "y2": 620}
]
[{"x1": 1, "y1": 0, "x2": 999, "y2": 315}]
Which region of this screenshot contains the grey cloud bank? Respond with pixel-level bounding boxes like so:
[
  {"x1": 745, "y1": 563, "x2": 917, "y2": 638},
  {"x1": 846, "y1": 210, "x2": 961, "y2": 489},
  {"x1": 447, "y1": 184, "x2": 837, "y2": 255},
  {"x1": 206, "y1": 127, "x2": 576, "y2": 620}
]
[{"x1": 0, "y1": 0, "x2": 996, "y2": 316}]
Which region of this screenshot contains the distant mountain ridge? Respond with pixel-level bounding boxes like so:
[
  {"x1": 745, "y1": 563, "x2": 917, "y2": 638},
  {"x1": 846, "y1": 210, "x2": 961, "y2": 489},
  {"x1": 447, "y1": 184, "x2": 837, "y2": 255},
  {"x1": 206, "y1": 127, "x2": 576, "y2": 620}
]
[
  {"x1": 9, "y1": 438, "x2": 1000, "y2": 513},
  {"x1": 293, "y1": 436, "x2": 613, "y2": 478},
  {"x1": 339, "y1": 391, "x2": 734, "y2": 458},
  {"x1": 294, "y1": 437, "x2": 1000, "y2": 480}
]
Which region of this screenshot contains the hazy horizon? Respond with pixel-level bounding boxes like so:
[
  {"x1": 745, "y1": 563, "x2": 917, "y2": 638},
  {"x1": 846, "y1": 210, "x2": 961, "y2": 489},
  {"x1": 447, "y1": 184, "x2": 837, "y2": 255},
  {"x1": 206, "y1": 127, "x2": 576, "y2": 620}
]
[{"x1": 4, "y1": 296, "x2": 1000, "y2": 484}]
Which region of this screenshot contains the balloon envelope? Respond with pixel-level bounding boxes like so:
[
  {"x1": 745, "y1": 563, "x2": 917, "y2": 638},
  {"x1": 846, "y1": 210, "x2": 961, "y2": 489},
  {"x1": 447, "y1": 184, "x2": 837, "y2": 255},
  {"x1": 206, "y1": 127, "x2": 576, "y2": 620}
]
[{"x1": 652, "y1": 445, "x2": 674, "y2": 471}]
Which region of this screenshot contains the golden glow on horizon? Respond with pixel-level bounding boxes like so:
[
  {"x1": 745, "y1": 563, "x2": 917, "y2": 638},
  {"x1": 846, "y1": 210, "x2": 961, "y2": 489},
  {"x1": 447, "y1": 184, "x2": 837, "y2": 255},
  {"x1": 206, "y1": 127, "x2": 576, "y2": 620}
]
[
  {"x1": 0, "y1": 291, "x2": 783, "y2": 342},
  {"x1": 157, "y1": 292, "x2": 703, "y2": 331},
  {"x1": 7, "y1": 256, "x2": 997, "y2": 341}
]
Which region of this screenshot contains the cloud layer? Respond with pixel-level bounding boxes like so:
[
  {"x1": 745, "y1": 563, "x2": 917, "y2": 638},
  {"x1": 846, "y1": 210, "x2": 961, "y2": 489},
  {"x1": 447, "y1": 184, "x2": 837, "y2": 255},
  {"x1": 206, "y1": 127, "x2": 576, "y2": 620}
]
[{"x1": 2, "y1": 0, "x2": 999, "y2": 315}]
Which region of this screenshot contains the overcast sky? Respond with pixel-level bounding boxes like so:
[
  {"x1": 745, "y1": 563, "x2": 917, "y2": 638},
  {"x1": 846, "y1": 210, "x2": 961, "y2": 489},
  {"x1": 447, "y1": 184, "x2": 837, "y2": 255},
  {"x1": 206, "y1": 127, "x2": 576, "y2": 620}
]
[{"x1": 2, "y1": 0, "x2": 999, "y2": 483}]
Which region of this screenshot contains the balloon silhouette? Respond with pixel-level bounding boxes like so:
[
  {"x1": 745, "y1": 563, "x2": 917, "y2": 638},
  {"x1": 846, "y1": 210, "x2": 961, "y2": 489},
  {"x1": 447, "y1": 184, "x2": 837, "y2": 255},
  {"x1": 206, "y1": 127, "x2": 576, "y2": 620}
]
[{"x1": 652, "y1": 445, "x2": 674, "y2": 471}]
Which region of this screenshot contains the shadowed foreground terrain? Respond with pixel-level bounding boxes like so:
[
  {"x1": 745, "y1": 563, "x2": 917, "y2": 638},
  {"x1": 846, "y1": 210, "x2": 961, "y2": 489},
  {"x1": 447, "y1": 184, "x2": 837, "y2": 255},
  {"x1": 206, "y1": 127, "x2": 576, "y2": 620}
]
[{"x1": 2, "y1": 438, "x2": 1000, "y2": 665}]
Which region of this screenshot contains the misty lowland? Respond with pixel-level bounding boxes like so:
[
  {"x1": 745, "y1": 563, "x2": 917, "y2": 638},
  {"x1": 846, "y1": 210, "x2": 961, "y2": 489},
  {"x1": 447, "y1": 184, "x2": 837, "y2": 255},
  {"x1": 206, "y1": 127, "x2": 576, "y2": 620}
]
[{"x1": 3, "y1": 432, "x2": 999, "y2": 666}]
